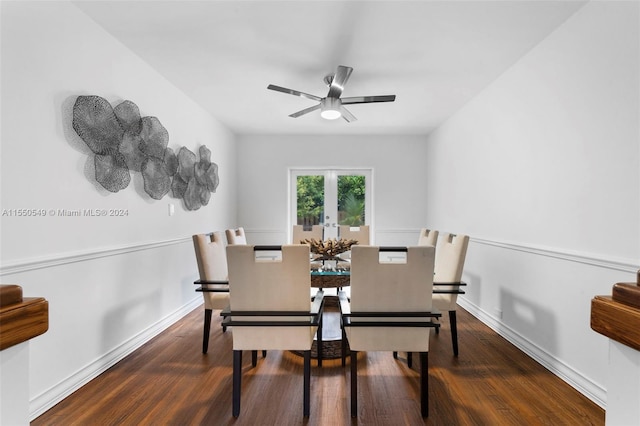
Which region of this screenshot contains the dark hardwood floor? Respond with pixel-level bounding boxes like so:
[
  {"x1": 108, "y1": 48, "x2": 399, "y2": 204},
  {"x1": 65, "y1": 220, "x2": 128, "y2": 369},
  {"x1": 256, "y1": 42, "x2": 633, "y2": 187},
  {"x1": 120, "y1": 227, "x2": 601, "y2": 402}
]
[{"x1": 32, "y1": 305, "x2": 604, "y2": 425}]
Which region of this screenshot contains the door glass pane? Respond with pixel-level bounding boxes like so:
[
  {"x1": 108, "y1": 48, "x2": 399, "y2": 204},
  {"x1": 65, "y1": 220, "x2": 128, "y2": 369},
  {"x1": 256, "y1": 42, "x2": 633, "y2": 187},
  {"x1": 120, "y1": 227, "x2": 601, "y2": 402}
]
[
  {"x1": 296, "y1": 175, "x2": 324, "y2": 226},
  {"x1": 337, "y1": 175, "x2": 365, "y2": 226}
]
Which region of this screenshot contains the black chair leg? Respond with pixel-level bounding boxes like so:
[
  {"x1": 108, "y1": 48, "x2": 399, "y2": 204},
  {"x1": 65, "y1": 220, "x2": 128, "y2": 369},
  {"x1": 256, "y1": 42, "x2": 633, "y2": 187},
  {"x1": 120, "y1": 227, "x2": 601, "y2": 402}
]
[
  {"x1": 393, "y1": 351, "x2": 398, "y2": 359},
  {"x1": 407, "y1": 352, "x2": 413, "y2": 368},
  {"x1": 449, "y1": 310, "x2": 459, "y2": 356},
  {"x1": 203, "y1": 309, "x2": 212, "y2": 354},
  {"x1": 317, "y1": 311, "x2": 323, "y2": 367},
  {"x1": 303, "y1": 350, "x2": 311, "y2": 417},
  {"x1": 420, "y1": 352, "x2": 429, "y2": 417},
  {"x1": 262, "y1": 350, "x2": 267, "y2": 358},
  {"x1": 251, "y1": 350, "x2": 258, "y2": 367},
  {"x1": 351, "y1": 350, "x2": 358, "y2": 418},
  {"x1": 232, "y1": 350, "x2": 242, "y2": 417},
  {"x1": 341, "y1": 325, "x2": 347, "y2": 367}
]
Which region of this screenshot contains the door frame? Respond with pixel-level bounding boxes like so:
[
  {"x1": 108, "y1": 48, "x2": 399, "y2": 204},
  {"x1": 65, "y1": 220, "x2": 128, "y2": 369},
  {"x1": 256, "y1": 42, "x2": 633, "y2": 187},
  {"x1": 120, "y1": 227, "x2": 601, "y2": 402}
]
[{"x1": 288, "y1": 168, "x2": 374, "y2": 243}]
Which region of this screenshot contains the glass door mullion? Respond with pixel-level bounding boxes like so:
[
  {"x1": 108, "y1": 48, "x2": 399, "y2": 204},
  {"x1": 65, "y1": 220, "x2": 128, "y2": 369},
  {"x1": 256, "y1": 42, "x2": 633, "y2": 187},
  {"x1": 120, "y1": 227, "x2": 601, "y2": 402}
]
[{"x1": 323, "y1": 170, "x2": 338, "y2": 239}]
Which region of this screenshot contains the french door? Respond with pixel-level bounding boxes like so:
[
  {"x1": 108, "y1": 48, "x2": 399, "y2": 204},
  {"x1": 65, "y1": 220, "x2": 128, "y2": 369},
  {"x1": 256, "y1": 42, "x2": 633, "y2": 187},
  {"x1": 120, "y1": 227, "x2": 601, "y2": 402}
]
[{"x1": 290, "y1": 169, "x2": 372, "y2": 240}]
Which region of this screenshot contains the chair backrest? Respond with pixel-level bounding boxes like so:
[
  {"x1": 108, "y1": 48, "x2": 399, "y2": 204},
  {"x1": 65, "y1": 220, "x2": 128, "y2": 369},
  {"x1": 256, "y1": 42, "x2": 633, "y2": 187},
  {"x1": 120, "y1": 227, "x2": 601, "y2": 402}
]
[
  {"x1": 338, "y1": 225, "x2": 370, "y2": 245},
  {"x1": 348, "y1": 245, "x2": 435, "y2": 352},
  {"x1": 417, "y1": 228, "x2": 438, "y2": 247},
  {"x1": 193, "y1": 232, "x2": 228, "y2": 281},
  {"x1": 227, "y1": 245, "x2": 310, "y2": 311},
  {"x1": 292, "y1": 225, "x2": 323, "y2": 244},
  {"x1": 434, "y1": 233, "x2": 469, "y2": 283},
  {"x1": 225, "y1": 227, "x2": 247, "y2": 245},
  {"x1": 192, "y1": 232, "x2": 229, "y2": 310},
  {"x1": 350, "y1": 246, "x2": 434, "y2": 313},
  {"x1": 226, "y1": 244, "x2": 314, "y2": 350}
]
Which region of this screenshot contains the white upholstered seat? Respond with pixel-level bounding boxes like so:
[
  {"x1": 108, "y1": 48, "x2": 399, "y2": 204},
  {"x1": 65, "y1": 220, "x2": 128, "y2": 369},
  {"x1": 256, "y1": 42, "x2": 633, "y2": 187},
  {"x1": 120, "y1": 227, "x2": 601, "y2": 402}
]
[
  {"x1": 340, "y1": 245, "x2": 439, "y2": 418},
  {"x1": 192, "y1": 232, "x2": 230, "y2": 354},
  {"x1": 225, "y1": 244, "x2": 324, "y2": 418},
  {"x1": 432, "y1": 233, "x2": 469, "y2": 356}
]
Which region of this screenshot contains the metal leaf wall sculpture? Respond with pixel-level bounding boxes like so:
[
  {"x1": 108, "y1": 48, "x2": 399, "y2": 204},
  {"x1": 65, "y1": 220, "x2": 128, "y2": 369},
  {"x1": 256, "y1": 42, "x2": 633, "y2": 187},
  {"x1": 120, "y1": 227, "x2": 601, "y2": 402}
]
[{"x1": 72, "y1": 95, "x2": 219, "y2": 210}]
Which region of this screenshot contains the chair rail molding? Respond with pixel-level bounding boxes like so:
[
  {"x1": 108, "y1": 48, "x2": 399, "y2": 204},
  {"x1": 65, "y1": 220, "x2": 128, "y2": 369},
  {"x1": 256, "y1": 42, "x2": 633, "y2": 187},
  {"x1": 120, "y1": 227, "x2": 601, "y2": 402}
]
[
  {"x1": 243, "y1": 228, "x2": 283, "y2": 235},
  {"x1": 0, "y1": 237, "x2": 192, "y2": 276},
  {"x1": 471, "y1": 236, "x2": 639, "y2": 274},
  {"x1": 374, "y1": 230, "x2": 638, "y2": 273},
  {"x1": 375, "y1": 228, "x2": 419, "y2": 234}
]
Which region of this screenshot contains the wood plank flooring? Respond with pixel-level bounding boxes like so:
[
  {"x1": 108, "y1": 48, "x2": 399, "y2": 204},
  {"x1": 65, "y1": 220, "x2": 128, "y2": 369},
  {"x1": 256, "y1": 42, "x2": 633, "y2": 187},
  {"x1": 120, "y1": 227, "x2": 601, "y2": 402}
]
[{"x1": 32, "y1": 306, "x2": 604, "y2": 425}]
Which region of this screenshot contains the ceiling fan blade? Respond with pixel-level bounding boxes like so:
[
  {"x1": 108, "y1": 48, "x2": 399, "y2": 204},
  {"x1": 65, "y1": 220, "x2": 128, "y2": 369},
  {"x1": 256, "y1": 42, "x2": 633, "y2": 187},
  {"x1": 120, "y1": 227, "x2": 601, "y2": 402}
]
[
  {"x1": 340, "y1": 106, "x2": 357, "y2": 123},
  {"x1": 289, "y1": 103, "x2": 321, "y2": 118},
  {"x1": 341, "y1": 95, "x2": 396, "y2": 105},
  {"x1": 267, "y1": 84, "x2": 322, "y2": 102},
  {"x1": 327, "y1": 65, "x2": 353, "y2": 99}
]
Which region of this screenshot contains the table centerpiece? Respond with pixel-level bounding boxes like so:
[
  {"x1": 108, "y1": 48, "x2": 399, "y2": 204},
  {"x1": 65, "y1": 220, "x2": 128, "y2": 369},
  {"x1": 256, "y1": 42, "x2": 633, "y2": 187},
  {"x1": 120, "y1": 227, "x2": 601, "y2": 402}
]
[{"x1": 302, "y1": 238, "x2": 358, "y2": 270}]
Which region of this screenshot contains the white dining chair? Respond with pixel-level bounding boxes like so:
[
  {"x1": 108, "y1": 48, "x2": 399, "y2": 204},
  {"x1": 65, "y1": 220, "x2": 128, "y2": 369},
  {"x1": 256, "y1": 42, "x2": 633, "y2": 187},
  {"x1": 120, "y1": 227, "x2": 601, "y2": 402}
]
[
  {"x1": 418, "y1": 228, "x2": 438, "y2": 246},
  {"x1": 432, "y1": 233, "x2": 469, "y2": 356},
  {"x1": 224, "y1": 244, "x2": 325, "y2": 418},
  {"x1": 225, "y1": 227, "x2": 247, "y2": 245},
  {"x1": 292, "y1": 224, "x2": 323, "y2": 244},
  {"x1": 339, "y1": 245, "x2": 439, "y2": 418},
  {"x1": 192, "y1": 232, "x2": 230, "y2": 353},
  {"x1": 338, "y1": 225, "x2": 370, "y2": 245}
]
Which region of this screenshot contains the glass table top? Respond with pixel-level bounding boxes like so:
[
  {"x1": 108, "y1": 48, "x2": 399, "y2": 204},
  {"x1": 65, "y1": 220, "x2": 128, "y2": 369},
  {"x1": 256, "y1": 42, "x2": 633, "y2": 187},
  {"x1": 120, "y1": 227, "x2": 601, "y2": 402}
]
[{"x1": 311, "y1": 270, "x2": 350, "y2": 276}]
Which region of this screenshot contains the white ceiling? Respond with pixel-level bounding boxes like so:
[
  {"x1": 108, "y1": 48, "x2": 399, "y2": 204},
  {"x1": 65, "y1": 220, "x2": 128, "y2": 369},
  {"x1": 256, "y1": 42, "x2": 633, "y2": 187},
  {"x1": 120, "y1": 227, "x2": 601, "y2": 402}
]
[{"x1": 73, "y1": 1, "x2": 586, "y2": 136}]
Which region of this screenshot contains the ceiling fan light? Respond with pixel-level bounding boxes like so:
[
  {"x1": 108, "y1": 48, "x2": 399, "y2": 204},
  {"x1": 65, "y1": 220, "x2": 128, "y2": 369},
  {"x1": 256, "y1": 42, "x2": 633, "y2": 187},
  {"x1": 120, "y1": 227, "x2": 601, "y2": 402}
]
[
  {"x1": 320, "y1": 109, "x2": 341, "y2": 120},
  {"x1": 320, "y1": 97, "x2": 342, "y2": 120}
]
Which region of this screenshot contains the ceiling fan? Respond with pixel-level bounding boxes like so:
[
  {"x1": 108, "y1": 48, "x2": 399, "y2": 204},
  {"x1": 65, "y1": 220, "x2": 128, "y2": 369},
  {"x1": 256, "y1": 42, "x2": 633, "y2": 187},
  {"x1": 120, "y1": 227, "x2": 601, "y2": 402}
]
[{"x1": 267, "y1": 65, "x2": 396, "y2": 122}]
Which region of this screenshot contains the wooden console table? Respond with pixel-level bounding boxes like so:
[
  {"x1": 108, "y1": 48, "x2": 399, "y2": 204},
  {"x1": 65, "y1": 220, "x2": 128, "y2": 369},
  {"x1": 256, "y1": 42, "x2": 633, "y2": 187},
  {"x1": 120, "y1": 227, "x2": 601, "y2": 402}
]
[
  {"x1": 0, "y1": 284, "x2": 49, "y2": 351},
  {"x1": 591, "y1": 271, "x2": 640, "y2": 351},
  {"x1": 1, "y1": 284, "x2": 49, "y2": 425},
  {"x1": 590, "y1": 271, "x2": 640, "y2": 425}
]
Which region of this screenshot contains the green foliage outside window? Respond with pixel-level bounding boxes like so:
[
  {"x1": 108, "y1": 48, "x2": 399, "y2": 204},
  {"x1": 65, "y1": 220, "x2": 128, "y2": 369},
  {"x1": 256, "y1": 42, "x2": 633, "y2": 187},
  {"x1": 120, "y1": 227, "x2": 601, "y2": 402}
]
[
  {"x1": 339, "y1": 176, "x2": 365, "y2": 226},
  {"x1": 296, "y1": 175, "x2": 324, "y2": 224},
  {"x1": 296, "y1": 174, "x2": 365, "y2": 226},
  {"x1": 340, "y1": 193, "x2": 365, "y2": 225}
]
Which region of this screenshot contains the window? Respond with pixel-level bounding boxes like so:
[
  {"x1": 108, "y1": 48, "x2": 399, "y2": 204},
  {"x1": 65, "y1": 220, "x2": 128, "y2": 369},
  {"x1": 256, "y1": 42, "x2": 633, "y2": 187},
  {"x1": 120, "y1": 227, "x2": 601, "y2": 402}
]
[{"x1": 290, "y1": 169, "x2": 372, "y2": 240}]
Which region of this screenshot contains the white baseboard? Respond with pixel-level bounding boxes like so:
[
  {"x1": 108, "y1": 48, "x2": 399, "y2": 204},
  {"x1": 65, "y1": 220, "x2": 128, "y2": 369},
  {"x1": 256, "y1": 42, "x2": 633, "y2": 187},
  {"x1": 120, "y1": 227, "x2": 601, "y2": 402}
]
[
  {"x1": 29, "y1": 298, "x2": 202, "y2": 421},
  {"x1": 457, "y1": 297, "x2": 606, "y2": 409}
]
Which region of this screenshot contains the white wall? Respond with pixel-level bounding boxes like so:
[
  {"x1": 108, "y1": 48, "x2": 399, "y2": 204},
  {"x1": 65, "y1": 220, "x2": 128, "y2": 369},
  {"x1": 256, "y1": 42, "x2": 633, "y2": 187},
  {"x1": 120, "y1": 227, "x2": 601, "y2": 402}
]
[
  {"x1": 0, "y1": 2, "x2": 236, "y2": 419},
  {"x1": 236, "y1": 134, "x2": 429, "y2": 245},
  {"x1": 3, "y1": 0, "x2": 637, "y2": 420},
  {"x1": 424, "y1": 1, "x2": 639, "y2": 407}
]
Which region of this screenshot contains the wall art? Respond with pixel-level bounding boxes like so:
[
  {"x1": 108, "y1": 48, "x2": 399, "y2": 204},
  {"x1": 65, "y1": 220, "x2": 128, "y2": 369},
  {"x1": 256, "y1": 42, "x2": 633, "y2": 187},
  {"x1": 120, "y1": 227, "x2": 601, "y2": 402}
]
[{"x1": 72, "y1": 95, "x2": 218, "y2": 210}]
